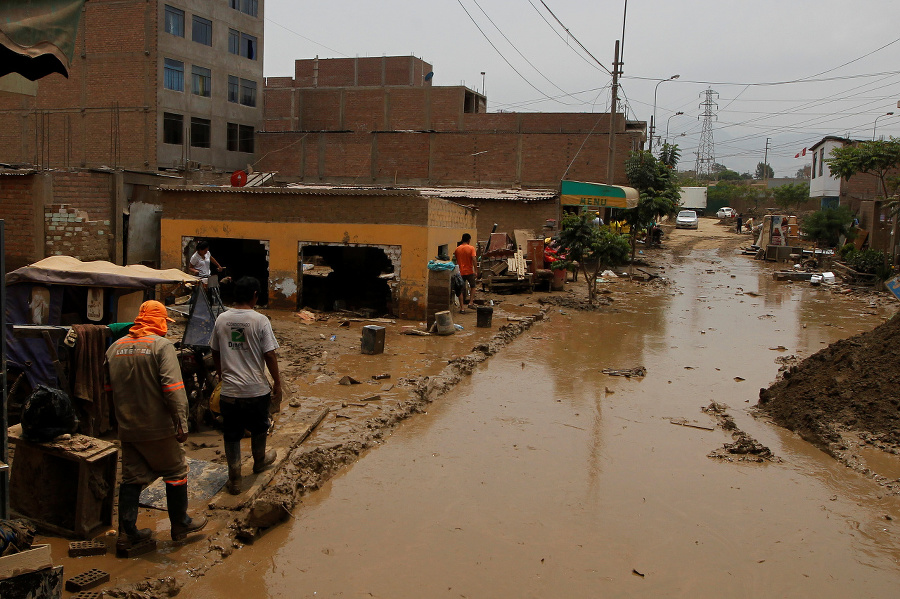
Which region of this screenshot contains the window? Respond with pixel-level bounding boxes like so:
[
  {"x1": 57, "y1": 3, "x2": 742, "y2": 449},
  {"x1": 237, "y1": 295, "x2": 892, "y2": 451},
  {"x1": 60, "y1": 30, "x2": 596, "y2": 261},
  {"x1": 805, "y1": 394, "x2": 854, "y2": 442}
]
[
  {"x1": 241, "y1": 33, "x2": 257, "y2": 59},
  {"x1": 163, "y1": 58, "x2": 184, "y2": 91},
  {"x1": 190, "y1": 117, "x2": 211, "y2": 148},
  {"x1": 164, "y1": 5, "x2": 184, "y2": 37},
  {"x1": 227, "y1": 123, "x2": 254, "y2": 153},
  {"x1": 192, "y1": 16, "x2": 212, "y2": 45},
  {"x1": 240, "y1": 79, "x2": 257, "y2": 107},
  {"x1": 228, "y1": 76, "x2": 256, "y2": 106},
  {"x1": 227, "y1": 75, "x2": 240, "y2": 102},
  {"x1": 811, "y1": 150, "x2": 817, "y2": 180},
  {"x1": 819, "y1": 148, "x2": 824, "y2": 177},
  {"x1": 163, "y1": 113, "x2": 183, "y2": 145},
  {"x1": 228, "y1": 29, "x2": 257, "y2": 59},
  {"x1": 192, "y1": 66, "x2": 211, "y2": 97},
  {"x1": 230, "y1": 0, "x2": 259, "y2": 17}
]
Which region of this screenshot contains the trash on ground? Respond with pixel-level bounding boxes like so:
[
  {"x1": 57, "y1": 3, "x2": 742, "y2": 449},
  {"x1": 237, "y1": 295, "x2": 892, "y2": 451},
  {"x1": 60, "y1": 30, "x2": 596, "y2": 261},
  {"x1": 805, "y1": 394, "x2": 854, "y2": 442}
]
[{"x1": 602, "y1": 367, "x2": 647, "y2": 377}]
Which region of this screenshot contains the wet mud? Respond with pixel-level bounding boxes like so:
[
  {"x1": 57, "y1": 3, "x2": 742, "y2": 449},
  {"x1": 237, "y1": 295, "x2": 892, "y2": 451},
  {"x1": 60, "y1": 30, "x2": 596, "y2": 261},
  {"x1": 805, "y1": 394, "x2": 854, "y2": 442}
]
[{"x1": 40, "y1": 217, "x2": 900, "y2": 596}]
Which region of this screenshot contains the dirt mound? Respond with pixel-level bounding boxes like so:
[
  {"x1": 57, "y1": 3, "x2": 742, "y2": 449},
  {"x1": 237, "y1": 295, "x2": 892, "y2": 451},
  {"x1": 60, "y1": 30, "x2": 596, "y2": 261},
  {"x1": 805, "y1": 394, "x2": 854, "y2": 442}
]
[{"x1": 757, "y1": 313, "x2": 900, "y2": 448}]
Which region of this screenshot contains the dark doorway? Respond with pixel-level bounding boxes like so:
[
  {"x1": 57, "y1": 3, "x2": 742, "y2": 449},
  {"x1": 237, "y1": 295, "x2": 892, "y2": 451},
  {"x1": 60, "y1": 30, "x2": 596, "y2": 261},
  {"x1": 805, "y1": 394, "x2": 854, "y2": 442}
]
[
  {"x1": 184, "y1": 237, "x2": 269, "y2": 306},
  {"x1": 299, "y1": 244, "x2": 396, "y2": 316}
]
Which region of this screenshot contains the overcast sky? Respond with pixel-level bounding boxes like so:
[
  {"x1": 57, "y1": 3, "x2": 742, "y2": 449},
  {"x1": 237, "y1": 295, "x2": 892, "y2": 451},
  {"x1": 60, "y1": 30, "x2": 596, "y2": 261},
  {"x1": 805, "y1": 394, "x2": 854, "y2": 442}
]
[{"x1": 264, "y1": 0, "x2": 900, "y2": 178}]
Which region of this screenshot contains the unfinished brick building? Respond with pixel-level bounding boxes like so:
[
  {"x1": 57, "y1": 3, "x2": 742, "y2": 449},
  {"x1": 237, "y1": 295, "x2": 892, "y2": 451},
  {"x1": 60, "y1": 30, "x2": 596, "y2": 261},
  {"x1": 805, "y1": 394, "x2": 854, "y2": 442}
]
[
  {"x1": 0, "y1": 0, "x2": 264, "y2": 173},
  {"x1": 258, "y1": 56, "x2": 645, "y2": 189}
]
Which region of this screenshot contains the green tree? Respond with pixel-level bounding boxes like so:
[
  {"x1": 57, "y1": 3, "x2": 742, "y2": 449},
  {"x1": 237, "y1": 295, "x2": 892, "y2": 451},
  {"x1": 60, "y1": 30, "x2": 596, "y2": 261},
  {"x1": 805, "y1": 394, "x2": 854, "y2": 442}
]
[
  {"x1": 801, "y1": 206, "x2": 855, "y2": 248},
  {"x1": 771, "y1": 182, "x2": 810, "y2": 214},
  {"x1": 707, "y1": 181, "x2": 767, "y2": 214},
  {"x1": 826, "y1": 138, "x2": 900, "y2": 198},
  {"x1": 717, "y1": 169, "x2": 743, "y2": 181},
  {"x1": 557, "y1": 212, "x2": 631, "y2": 304},
  {"x1": 624, "y1": 143, "x2": 682, "y2": 258},
  {"x1": 755, "y1": 162, "x2": 774, "y2": 179}
]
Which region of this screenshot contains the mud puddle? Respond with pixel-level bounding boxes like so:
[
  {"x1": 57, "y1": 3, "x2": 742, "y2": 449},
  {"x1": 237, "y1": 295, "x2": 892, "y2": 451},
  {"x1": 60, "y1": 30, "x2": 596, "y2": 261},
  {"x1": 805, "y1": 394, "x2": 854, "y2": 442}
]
[{"x1": 183, "y1": 248, "x2": 900, "y2": 597}]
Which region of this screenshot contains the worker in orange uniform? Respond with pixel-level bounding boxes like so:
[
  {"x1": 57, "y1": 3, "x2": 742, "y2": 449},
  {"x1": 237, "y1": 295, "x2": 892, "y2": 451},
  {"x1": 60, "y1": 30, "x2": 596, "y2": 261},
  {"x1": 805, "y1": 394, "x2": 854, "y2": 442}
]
[
  {"x1": 453, "y1": 233, "x2": 477, "y2": 313},
  {"x1": 105, "y1": 300, "x2": 207, "y2": 553}
]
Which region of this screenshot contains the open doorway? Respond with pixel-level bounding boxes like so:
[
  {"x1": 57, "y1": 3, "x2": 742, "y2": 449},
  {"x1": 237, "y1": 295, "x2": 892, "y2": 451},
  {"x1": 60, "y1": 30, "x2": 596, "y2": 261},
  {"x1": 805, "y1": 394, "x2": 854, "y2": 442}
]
[
  {"x1": 183, "y1": 237, "x2": 270, "y2": 306},
  {"x1": 299, "y1": 243, "x2": 399, "y2": 316}
]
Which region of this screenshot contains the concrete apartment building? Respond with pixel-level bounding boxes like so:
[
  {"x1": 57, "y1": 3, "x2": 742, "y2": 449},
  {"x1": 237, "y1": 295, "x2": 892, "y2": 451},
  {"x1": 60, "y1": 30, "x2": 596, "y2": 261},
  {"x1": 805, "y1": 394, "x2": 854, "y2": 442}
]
[
  {"x1": 258, "y1": 56, "x2": 645, "y2": 188},
  {"x1": 0, "y1": 0, "x2": 264, "y2": 172}
]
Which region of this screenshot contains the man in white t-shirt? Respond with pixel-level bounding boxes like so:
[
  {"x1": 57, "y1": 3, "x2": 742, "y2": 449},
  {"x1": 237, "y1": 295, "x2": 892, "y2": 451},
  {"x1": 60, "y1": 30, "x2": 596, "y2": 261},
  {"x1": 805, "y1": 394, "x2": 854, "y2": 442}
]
[
  {"x1": 188, "y1": 240, "x2": 223, "y2": 284},
  {"x1": 210, "y1": 277, "x2": 282, "y2": 494}
]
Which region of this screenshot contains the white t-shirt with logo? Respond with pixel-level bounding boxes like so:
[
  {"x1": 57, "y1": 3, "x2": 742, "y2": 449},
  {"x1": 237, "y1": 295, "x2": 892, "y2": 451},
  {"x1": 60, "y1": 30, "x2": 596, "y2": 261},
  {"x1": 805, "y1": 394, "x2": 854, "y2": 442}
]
[
  {"x1": 190, "y1": 251, "x2": 212, "y2": 278},
  {"x1": 210, "y1": 308, "x2": 279, "y2": 398}
]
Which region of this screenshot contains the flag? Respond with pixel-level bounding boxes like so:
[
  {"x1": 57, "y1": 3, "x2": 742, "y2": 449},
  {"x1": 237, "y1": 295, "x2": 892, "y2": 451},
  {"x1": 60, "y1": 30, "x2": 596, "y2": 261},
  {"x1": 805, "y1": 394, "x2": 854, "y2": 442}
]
[
  {"x1": 795, "y1": 153, "x2": 800, "y2": 158},
  {"x1": 802, "y1": 147, "x2": 807, "y2": 156},
  {"x1": 795, "y1": 147, "x2": 808, "y2": 158}
]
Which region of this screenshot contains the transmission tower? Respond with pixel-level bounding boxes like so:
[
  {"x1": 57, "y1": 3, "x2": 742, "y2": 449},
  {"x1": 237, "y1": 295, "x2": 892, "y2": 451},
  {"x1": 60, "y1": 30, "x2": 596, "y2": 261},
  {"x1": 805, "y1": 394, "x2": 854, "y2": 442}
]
[{"x1": 695, "y1": 88, "x2": 718, "y2": 176}]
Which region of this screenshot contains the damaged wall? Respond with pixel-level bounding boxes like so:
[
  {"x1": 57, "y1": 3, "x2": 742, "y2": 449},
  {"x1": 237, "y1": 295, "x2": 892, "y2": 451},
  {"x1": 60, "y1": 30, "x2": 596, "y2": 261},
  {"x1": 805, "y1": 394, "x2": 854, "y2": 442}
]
[{"x1": 158, "y1": 187, "x2": 476, "y2": 319}]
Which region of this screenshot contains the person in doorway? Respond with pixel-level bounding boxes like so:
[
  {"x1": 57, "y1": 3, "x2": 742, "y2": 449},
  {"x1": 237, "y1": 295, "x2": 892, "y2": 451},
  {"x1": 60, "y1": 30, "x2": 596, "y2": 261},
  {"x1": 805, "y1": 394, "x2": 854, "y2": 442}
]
[
  {"x1": 188, "y1": 241, "x2": 224, "y2": 285},
  {"x1": 736, "y1": 213, "x2": 743, "y2": 234},
  {"x1": 453, "y1": 233, "x2": 477, "y2": 313},
  {"x1": 104, "y1": 301, "x2": 208, "y2": 552},
  {"x1": 211, "y1": 276, "x2": 283, "y2": 495}
]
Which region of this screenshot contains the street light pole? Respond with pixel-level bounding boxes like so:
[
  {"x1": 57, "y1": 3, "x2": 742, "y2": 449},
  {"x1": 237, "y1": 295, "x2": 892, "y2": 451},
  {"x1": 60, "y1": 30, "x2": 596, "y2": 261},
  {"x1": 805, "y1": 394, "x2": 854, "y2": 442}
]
[
  {"x1": 649, "y1": 74, "x2": 679, "y2": 153},
  {"x1": 873, "y1": 112, "x2": 894, "y2": 140},
  {"x1": 665, "y1": 111, "x2": 684, "y2": 146}
]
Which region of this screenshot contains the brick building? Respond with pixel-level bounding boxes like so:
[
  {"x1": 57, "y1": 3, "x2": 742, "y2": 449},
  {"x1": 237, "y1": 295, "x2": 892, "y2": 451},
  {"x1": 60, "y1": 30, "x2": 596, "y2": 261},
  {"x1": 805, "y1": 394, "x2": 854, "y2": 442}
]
[
  {"x1": 0, "y1": 0, "x2": 264, "y2": 172},
  {"x1": 257, "y1": 56, "x2": 645, "y2": 189},
  {"x1": 808, "y1": 136, "x2": 897, "y2": 257},
  {"x1": 0, "y1": 167, "x2": 187, "y2": 271},
  {"x1": 157, "y1": 184, "x2": 476, "y2": 319}
]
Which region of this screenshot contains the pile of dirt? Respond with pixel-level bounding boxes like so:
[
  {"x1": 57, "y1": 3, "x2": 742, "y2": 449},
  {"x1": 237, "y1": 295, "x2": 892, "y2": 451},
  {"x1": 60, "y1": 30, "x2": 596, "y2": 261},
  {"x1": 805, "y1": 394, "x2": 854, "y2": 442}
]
[{"x1": 757, "y1": 313, "x2": 900, "y2": 449}]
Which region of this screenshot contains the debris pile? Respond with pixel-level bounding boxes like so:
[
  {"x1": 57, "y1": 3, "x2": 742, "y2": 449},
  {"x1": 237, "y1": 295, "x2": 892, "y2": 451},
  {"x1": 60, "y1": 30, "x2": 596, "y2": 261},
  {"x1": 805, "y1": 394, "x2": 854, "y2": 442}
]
[
  {"x1": 703, "y1": 402, "x2": 779, "y2": 463},
  {"x1": 758, "y1": 313, "x2": 900, "y2": 449}
]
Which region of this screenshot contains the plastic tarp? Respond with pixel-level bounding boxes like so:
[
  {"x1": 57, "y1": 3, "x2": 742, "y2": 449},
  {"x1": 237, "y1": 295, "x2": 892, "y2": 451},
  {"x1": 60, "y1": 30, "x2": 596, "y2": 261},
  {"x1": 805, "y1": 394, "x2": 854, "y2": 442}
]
[
  {"x1": 0, "y1": 0, "x2": 85, "y2": 80},
  {"x1": 5, "y1": 284, "x2": 64, "y2": 389},
  {"x1": 6, "y1": 256, "x2": 198, "y2": 289}
]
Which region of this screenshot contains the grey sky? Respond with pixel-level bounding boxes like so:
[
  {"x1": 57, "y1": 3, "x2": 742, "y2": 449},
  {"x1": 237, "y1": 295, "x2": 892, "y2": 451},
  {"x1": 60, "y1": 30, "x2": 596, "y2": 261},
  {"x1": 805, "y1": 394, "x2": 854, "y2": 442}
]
[{"x1": 264, "y1": 1, "x2": 900, "y2": 178}]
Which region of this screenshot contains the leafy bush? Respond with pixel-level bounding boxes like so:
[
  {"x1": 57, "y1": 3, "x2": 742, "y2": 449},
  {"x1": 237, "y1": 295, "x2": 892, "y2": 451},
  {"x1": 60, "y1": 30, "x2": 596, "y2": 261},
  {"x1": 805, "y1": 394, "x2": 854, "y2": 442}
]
[
  {"x1": 843, "y1": 248, "x2": 885, "y2": 274},
  {"x1": 838, "y1": 243, "x2": 856, "y2": 259}
]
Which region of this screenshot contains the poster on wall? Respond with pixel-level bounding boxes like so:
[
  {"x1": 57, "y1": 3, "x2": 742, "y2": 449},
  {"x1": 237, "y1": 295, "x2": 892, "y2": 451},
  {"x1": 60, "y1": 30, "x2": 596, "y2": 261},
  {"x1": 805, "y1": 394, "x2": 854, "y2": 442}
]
[
  {"x1": 87, "y1": 287, "x2": 103, "y2": 321},
  {"x1": 770, "y1": 216, "x2": 787, "y2": 246}
]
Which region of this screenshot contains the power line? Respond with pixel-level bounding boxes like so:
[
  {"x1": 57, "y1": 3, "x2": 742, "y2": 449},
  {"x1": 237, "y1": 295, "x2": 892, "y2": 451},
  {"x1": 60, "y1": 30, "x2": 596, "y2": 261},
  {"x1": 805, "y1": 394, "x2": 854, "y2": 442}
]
[
  {"x1": 535, "y1": 0, "x2": 612, "y2": 76},
  {"x1": 454, "y1": 0, "x2": 581, "y2": 106},
  {"x1": 264, "y1": 18, "x2": 349, "y2": 58}
]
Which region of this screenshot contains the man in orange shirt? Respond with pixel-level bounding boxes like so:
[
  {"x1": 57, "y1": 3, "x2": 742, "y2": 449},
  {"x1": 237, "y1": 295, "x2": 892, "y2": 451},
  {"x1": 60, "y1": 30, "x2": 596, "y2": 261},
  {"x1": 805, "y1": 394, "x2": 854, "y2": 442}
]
[{"x1": 453, "y1": 233, "x2": 477, "y2": 313}]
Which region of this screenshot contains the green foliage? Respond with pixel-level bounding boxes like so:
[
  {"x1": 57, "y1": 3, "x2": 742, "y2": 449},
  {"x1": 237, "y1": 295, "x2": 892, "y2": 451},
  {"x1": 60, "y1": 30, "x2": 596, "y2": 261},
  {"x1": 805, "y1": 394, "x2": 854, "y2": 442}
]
[
  {"x1": 842, "y1": 248, "x2": 886, "y2": 274},
  {"x1": 801, "y1": 206, "x2": 855, "y2": 248},
  {"x1": 826, "y1": 138, "x2": 900, "y2": 198},
  {"x1": 557, "y1": 212, "x2": 631, "y2": 303},
  {"x1": 707, "y1": 181, "x2": 766, "y2": 213},
  {"x1": 771, "y1": 182, "x2": 810, "y2": 213},
  {"x1": 838, "y1": 243, "x2": 856, "y2": 259},
  {"x1": 624, "y1": 144, "x2": 682, "y2": 239},
  {"x1": 717, "y1": 169, "x2": 743, "y2": 181},
  {"x1": 755, "y1": 162, "x2": 775, "y2": 179}
]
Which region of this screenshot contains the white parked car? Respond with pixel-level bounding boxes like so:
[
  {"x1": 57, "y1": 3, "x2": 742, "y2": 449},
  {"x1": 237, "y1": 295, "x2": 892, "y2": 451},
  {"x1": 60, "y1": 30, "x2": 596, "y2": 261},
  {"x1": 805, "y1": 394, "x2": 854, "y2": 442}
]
[
  {"x1": 675, "y1": 210, "x2": 699, "y2": 229},
  {"x1": 717, "y1": 207, "x2": 736, "y2": 219}
]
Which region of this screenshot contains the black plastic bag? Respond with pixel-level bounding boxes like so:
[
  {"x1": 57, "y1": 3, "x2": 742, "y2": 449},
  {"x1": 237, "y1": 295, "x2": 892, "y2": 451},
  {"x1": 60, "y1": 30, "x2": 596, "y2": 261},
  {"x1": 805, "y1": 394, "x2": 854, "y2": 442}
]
[{"x1": 21, "y1": 385, "x2": 79, "y2": 442}]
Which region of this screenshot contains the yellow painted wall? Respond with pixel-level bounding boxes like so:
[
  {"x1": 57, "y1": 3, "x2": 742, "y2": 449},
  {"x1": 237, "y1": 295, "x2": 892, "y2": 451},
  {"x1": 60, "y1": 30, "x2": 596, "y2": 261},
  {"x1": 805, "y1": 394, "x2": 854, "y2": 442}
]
[{"x1": 162, "y1": 219, "x2": 439, "y2": 319}]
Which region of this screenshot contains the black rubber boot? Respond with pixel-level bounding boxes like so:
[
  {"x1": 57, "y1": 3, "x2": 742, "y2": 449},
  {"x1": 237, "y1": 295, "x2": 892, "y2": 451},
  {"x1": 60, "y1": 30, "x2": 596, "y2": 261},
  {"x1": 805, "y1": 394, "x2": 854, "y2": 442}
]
[
  {"x1": 116, "y1": 484, "x2": 153, "y2": 553},
  {"x1": 251, "y1": 433, "x2": 276, "y2": 474},
  {"x1": 165, "y1": 482, "x2": 208, "y2": 541},
  {"x1": 224, "y1": 441, "x2": 243, "y2": 495}
]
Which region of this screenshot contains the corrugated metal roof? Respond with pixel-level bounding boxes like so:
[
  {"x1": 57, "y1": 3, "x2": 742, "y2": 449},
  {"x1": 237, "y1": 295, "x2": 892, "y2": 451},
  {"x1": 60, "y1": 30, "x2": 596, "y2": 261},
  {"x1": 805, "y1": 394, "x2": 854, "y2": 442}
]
[
  {"x1": 412, "y1": 186, "x2": 557, "y2": 202},
  {"x1": 157, "y1": 184, "x2": 419, "y2": 196},
  {"x1": 0, "y1": 168, "x2": 37, "y2": 176}
]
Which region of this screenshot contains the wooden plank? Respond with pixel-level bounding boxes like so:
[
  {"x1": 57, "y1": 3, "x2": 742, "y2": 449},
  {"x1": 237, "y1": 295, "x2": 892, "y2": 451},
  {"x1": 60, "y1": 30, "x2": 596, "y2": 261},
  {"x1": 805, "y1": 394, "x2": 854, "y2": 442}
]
[{"x1": 0, "y1": 545, "x2": 52, "y2": 580}]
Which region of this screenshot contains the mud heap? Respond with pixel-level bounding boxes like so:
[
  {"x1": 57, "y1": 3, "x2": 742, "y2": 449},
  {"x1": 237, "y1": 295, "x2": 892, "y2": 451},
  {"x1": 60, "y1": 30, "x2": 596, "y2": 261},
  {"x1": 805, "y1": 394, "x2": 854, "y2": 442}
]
[{"x1": 757, "y1": 313, "x2": 900, "y2": 449}]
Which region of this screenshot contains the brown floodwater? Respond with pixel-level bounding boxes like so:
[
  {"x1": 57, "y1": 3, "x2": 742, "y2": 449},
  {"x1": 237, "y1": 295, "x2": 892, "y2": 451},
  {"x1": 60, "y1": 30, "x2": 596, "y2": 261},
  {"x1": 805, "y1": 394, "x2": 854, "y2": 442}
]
[{"x1": 187, "y1": 249, "x2": 900, "y2": 598}]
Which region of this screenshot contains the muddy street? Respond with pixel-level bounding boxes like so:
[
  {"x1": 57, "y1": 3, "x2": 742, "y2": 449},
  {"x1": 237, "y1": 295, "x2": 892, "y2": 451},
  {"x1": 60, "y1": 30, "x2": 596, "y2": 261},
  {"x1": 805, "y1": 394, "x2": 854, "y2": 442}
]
[{"x1": 183, "y1": 229, "x2": 900, "y2": 597}]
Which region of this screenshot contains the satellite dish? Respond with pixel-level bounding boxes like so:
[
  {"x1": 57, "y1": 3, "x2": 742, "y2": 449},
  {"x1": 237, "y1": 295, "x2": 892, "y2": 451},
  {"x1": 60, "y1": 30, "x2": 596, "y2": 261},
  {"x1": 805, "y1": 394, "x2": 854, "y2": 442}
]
[
  {"x1": 424, "y1": 71, "x2": 434, "y2": 82},
  {"x1": 230, "y1": 170, "x2": 248, "y2": 187}
]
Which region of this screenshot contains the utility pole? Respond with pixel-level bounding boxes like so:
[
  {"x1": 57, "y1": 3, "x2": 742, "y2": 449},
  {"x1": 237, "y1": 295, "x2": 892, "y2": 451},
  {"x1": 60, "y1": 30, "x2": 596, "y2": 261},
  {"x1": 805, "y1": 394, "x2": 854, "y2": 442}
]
[
  {"x1": 606, "y1": 40, "x2": 621, "y2": 185},
  {"x1": 763, "y1": 137, "x2": 771, "y2": 187}
]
